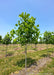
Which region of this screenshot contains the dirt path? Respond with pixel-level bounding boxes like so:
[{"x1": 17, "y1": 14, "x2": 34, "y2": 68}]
[{"x1": 10, "y1": 57, "x2": 51, "y2": 75}]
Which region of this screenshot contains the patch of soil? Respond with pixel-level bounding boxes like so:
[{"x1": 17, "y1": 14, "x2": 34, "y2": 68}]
[
  {"x1": 0, "y1": 55, "x2": 5, "y2": 59},
  {"x1": 14, "y1": 47, "x2": 22, "y2": 50},
  {"x1": 27, "y1": 50, "x2": 35, "y2": 53},
  {"x1": 51, "y1": 53, "x2": 54, "y2": 57}
]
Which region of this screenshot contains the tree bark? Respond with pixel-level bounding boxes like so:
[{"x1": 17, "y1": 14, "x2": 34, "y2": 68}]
[
  {"x1": 35, "y1": 44, "x2": 37, "y2": 51},
  {"x1": 31, "y1": 44, "x2": 32, "y2": 49},
  {"x1": 6, "y1": 45, "x2": 7, "y2": 57},
  {"x1": 25, "y1": 44, "x2": 27, "y2": 71},
  {"x1": 47, "y1": 44, "x2": 49, "y2": 57}
]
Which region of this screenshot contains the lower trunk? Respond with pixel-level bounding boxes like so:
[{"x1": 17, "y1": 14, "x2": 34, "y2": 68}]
[
  {"x1": 6, "y1": 45, "x2": 7, "y2": 57},
  {"x1": 25, "y1": 44, "x2": 27, "y2": 71},
  {"x1": 47, "y1": 44, "x2": 48, "y2": 50},
  {"x1": 35, "y1": 44, "x2": 37, "y2": 51},
  {"x1": 31, "y1": 44, "x2": 32, "y2": 49},
  {"x1": 47, "y1": 44, "x2": 49, "y2": 57}
]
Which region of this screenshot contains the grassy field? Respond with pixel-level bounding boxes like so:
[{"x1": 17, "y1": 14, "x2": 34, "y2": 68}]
[{"x1": 0, "y1": 44, "x2": 54, "y2": 75}]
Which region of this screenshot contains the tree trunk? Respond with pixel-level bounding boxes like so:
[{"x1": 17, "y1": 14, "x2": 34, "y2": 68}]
[
  {"x1": 47, "y1": 44, "x2": 48, "y2": 50},
  {"x1": 47, "y1": 44, "x2": 49, "y2": 57},
  {"x1": 31, "y1": 44, "x2": 32, "y2": 49},
  {"x1": 25, "y1": 44, "x2": 27, "y2": 71},
  {"x1": 35, "y1": 44, "x2": 37, "y2": 51},
  {"x1": 6, "y1": 45, "x2": 7, "y2": 57}
]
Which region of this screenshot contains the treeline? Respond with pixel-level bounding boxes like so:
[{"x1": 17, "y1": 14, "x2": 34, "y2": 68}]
[
  {"x1": 0, "y1": 31, "x2": 54, "y2": 44},
  {"x1": 39, "y1": 31, "x2": 54, "y2": 44}
]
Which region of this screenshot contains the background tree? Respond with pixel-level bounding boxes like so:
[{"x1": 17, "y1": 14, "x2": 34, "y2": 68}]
[
  {"x1": 50, "y1": 32, "x2": 54, "y2": 44},
  {"x1": 13, "y1": 12, "x2": 40, "y2": 70},
  {"x1": 0, "y1": 35, "x2": 2, "y2": 44},
  {"x1": 31, "y1": 25, "x2": 40, "y2": 51},
  {"x1": 3, "y1": 33, "x2": 11, "y2": 57},
  {"x1": 43, "y1": 31, "x2": 53, "y2": 44},
  {"x1": 43, "y1": 31, "x2": 53, "y2": 57},
  {"x1": 39, "y1": 36, "x2": 43, "y2": 44},
  {"x1": 13, "y1": 38, "x2": 18, "y2": 44},
  {"x1": 10, "y1": 29, "x2": 16, "y2": 50}
]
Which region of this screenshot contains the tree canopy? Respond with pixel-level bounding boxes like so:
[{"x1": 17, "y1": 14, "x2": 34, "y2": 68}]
[
  {"x1": 43, "y1": 31, "x2": 54, "y2": 44},
  {"x1": 0, "y1": 35, "x2": 2, "y2": 44},
  {"x1": 13, "y1": 12, "x2": 40, "y2": 45},
  {"x1": 3, "y1": 33, "x2": 11, "y2": 45}
]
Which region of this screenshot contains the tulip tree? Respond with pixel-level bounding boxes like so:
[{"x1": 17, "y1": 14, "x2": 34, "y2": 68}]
[
  {"x1": 3, "y1": 33, "x2": 11, "y2": 57},
  {"x1": 43, "y1": 31, "x2": 53, "y2": 57},
  {"x1": 10, "y1": 29, "x2": 15, "y2": 38},
  {"x1": 44, "y1": 31, "x2": 54, "y2": 44},
  {"x1": 12, "y1": 12, "x2": 40, "y2": 70},
  {"x1": 31, "y1": 25, "x2": 40, "y2": 50},
  {"x1": 44, "y1": 31, "x2": 51, "y2": 44},
  {"x1": 0, "y1": 35, "x2": 2, "y2": 44},
  {"x1": 50, "y1": 32, "x2": 54, "y2": 44},
  {"x1": 13, "y1": 38, "x2": 18, "y2": 44},
  {"x1": 39, "y1": 36, "x2": 43, "y2": 44}
]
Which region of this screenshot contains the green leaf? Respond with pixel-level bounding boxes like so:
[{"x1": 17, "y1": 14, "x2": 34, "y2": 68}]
[
  {"x1": 37, "y1": 24, "x2": 39, "y2": 27},
  {"x1": 15, "y1": 24, "x2": 18, "y2": 26}
]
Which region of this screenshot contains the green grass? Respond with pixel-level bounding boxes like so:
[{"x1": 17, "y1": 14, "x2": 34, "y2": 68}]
[
  {"x1": 0, "y1": 47, "x2": 54, "y2": 75},
  {"x1": 0, "y1": 44, "x2": 54, "y2": 75}
]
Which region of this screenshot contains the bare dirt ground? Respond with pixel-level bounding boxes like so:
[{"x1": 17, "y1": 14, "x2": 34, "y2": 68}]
[
  {"x1": 10, "y1": 57, "x2": 51, "y2": 75},
  {"x1": 51, "y1": 53, "x2": 54, "y2": 57}
]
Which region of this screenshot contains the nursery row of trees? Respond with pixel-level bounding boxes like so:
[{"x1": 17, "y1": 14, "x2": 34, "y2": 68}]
[
  {"x1": 0, "y1": 31, "x2": 54, "y2": 44},
  {"x1": 0, "y1": 12, "x2": 54, "y2": 70},
  {"x1": 39, "y1": 31, "x2": 54, "y2": 44},
  {"x1": 0, "y1": 12, "x2": 54, "y2": 45}
]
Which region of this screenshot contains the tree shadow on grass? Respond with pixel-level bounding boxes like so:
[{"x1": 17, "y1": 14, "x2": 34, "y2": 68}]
[
  {"x1": 40, "y1": 53, "x2": 51, "y2": 57},
  {"x1": 40, "y1": 54, "x2": 48, "y2": 57},
  {"x1": 14, "y1": 58, "x2": 37, "y2": 68},
  {"x1": 48, "y1": 50, "x2": 54, "y2": 53}
]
